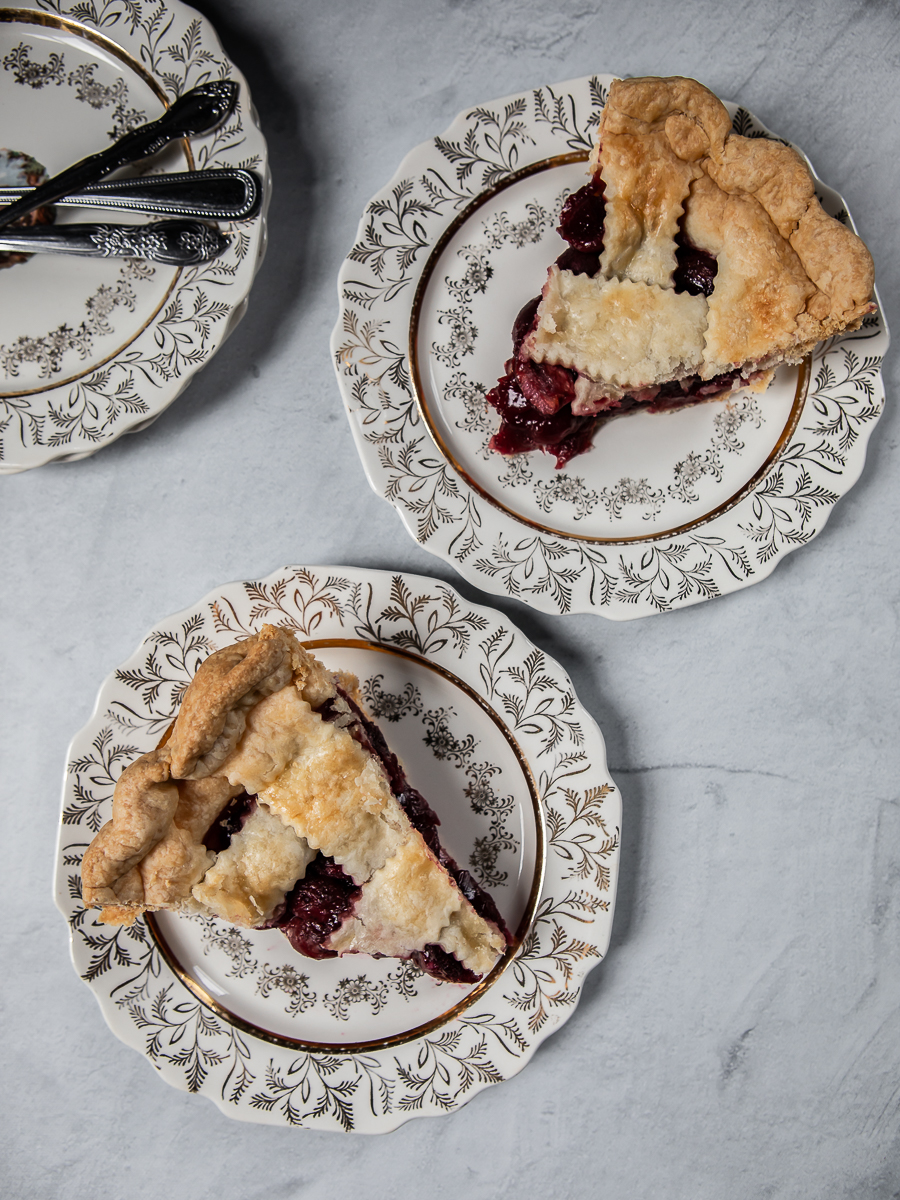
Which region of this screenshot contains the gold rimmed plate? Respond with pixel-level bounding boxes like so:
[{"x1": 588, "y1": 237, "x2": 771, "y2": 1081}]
[
  {"x1": 0, "y1": 1, "x2": 269, "y2": 472},
  {"x1": 55, "y1": 566, "x2": 620, "y2": 1131},
  {"x1": 332, "y1": 75, "x2": 888, "y2": 616}
]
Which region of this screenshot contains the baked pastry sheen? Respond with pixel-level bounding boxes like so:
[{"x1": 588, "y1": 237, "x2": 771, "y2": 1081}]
[
  {"x1": 487, "y1": 76, "x2": 875, "y2": 467},
  {"x1": 82, "y1": 626, "x2": 510, "y2": 984}
]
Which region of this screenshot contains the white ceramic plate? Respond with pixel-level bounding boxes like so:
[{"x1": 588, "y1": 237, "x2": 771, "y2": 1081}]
[
  {"x1": 332, "y1": 76, "x2": 889, "y2": 618},
  {"x1": 55, "y1": 566, "x2": 620, "y2": 1131},
  {"x1": 0, "y1": 0, "x2": 269, "y2": 473}
]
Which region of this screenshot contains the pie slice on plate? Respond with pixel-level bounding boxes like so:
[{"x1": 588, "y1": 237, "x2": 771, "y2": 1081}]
[
  {"x1": 487, "y1": 75, "x2": 876, "y2": 467},
  {"x1": 82, "y1": 625, "x2": 511, "y2": 984}
]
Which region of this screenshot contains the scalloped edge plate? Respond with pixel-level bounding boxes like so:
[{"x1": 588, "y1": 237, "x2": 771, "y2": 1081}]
[
  {"x1": 55, "y1": 565, "x2": 620, "y2": 1131},
  {"x1": 332, "y1": 76, "x2": 888, "y2": 618}
]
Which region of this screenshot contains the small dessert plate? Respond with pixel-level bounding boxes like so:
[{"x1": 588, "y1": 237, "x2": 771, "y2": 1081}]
[
  {"x1": 332, "y1": 76, "x2": 889, "y2": 618},
  {"x1": 0, "y1": 0, "x2": 269, "y2": 473},
  {"x1": 56, "y1": 566, "x2": 620, "y2": 1131}
]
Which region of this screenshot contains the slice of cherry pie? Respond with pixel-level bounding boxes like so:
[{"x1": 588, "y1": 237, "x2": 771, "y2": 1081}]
[
  {"x1": 487, "y1": 76, "x2": 876, "y2": 468},
  {"x1": 82, "y1": 626, "x2": 511, "y2": 984}
]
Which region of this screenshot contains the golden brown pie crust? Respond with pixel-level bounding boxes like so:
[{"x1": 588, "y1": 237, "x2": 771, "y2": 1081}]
[
  {"x1": 81, "y1": 627, "x2": 506, "y2": 976},
  {"x1": 527, "y1": 76, "x2": 875, "y2": 389}
]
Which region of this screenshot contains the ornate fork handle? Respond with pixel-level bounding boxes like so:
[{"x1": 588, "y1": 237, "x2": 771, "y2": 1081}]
[
  {"x1": 0, "y1": 220, "x2": 229, "y2": 265},
  {"x1": 0, "y1": 169, "x2": 262, "y2": 221},
  {"x1": 0, "y1": 81, "x2": 239, "y2": 230}
]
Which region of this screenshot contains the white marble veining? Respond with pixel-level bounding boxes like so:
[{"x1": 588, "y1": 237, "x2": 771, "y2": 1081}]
[{"x1": 2, "y1": 0, "x2": 898, "y2": 1195}]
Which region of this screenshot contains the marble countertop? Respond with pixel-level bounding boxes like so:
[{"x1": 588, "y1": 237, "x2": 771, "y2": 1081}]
[{"x1": 2, "y1": 0, "x2": 898, "y2": 1195}]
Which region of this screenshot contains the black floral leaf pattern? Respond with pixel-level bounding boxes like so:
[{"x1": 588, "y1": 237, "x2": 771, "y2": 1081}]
[
  {"x1": 121, "y1": 983, "x2": 253, "y2": 1096},
  {"x1": 66, "y1": 728, "x2": 141, "y2": 828},
  {"x1": 613, "y1": 542, "x2": 723, "y2": 610},
  {"x1": 418, "y1": 707, "x2": 517, "y2": 887},
  {"x1": 324, "y1": 976, "x2": 390, "y2": 1021},
  {"x1": 730, "y1": 106, "x2": 787, "y2": 142},
  {"x1": 395, "y1": 1027, "x2": 504, "y2": 1112},
  {"x1": 546, "y1": 785, "x2": 619, "y2": 889},
  {"x1": 496, "y1": 648, "x2": 584, "y2": 756},
  {"x1": 587, "y1": 76, "x2": 608, "y2": 119},
  {"x1": 354, "y1": 574, "x2": 489, "y2": 658},
  {"x1": 362, "y1": 675, "x2": 422, "y2": 722},
  {"x1": 459, "y1": 1011, "x2": 528, "y2": 1054},
  {"x1": 346, "y1": 179, "x2": 438, "y2": 302},
  {"x1": 251, "y1": 1057, "x2": 361, "y2": 1130},
  {"x1": 256, "y1": 964, "x2": 316, "y2": 1015},
  {"x1": 505, "y1": 892, "x2": 603, "y2": 1033},
  {"x1": 209, "y1": 569, "x2": 353, "y2": 637},
  {"x1": 109, "y1": 616, "x2": 213, "y2": 728},
  {"x1": 532, "y1": 80, "x2": 604, "y2": 151},
  {"x1": 434, "y1": 100, "x2": 533, "y2": 192},
  {"x1": 3, "y1": 41, "x2": 65, "y2": 87}
]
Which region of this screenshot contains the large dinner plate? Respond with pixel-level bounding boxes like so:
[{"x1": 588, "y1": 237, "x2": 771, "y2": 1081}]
[
  {"x1": 0, "y1": 0, "x2": 269, "y2": 473},
  {"x1": 55, "y1": 566, "x2": 620, "y2": 1131},
  {"x1": 332, "y1": 76, "x2": 889, "y2": 618}
]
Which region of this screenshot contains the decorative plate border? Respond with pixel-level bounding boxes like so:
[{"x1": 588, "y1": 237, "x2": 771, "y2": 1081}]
[
  {"x1": 0, "y1": 0, "x2": 269, "y2": 473},
  {"x1": 55, "y1": 566, "x2": 620, "y2": 1131},
  {"x1": 331, "y1": 76, "x2": 889, "y2": 618}
]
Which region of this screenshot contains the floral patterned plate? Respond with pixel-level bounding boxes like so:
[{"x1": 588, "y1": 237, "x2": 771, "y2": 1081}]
[
  {"x1": 332, "y1": 76, "x2": 888, "y2": 617},
  {"x1": 0, "y1": 0, "x2": 269, "y2": 473},
  {"x1": 55, "y1": 566, "x2": 620, "y2": 1131}
]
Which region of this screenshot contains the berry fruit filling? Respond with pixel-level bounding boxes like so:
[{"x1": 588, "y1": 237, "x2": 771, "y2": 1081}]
[
  {"x1": 203, "y1": 792, "x2": 257, "y2": 853},
  {"x1": 486, "y1": 174, "x2": 727, "y2": 468},
  {"x1": 270, "y1": 855, "x2": 363, "y2": 960}
]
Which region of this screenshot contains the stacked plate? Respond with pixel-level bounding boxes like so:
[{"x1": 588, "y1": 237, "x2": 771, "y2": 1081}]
[{"x1": 0, "y1": 1, "x2": 268, "y2": 473}]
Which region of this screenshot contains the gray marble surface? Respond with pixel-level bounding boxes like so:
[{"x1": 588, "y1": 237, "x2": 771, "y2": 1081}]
[{"x1": 3, "y1": 0, "x2": 899, "y2": 1195}]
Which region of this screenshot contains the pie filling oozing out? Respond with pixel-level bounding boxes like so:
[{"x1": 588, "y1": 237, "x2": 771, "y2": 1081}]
[
  {"x1": 485, "y1": 76, "x2": 876, "y2": 468},
  {"x1": 81, "y1": 626, "x2": 512, "y2": 985}
]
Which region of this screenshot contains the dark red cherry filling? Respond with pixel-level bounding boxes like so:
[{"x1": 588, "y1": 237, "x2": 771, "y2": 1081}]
[
  {"x1": 487, "y1": 297, "x2": 595, "y2": 468},
  {"x1": 555, "y1": 246, "x2": 601, "y2": 277},
  {"x1": 673, "y1": 222, "x2": 718, "y2": 296},
  {"x1": 269, "y1": 856, "x2": 362, "y2": 960},
  {"x1": 203, "y1": 793, "x2": 256, "y2": 853},
  {"x1": 487, "y1": 369, "x2": 597, "y2": 468},
  {"x1": 557, "y1": 175, "x2": 606, "y2": 254},
  {"x1": 412, "y1": 945, "x2": 479, "y2": 985},
  {"x1": 485, "y1": 173, "x2": 725, "y2": 467},
  {"x1": 551, "y1": 177, "x2": 605, "y2": 279},
  {"x1": 647, "y1": 368, "x2": 744, "y2": 408}
]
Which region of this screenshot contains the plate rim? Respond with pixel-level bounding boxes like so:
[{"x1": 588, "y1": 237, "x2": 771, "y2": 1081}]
[
  {"x1": 331, "y1": 73, "x2": 890, "y2": 619},
  {"x1": 54, "y1": 564, "x2": 621, "y2": 1132}
]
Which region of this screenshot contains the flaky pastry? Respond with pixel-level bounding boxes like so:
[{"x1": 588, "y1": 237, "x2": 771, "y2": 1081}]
[
  {"x1": 82, "y1": 626, "x2": 510, "y2": 984},
  {"x1": 487, "y1": 75, "x2": 875, "y2": 467}
]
